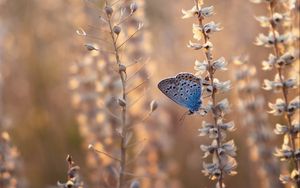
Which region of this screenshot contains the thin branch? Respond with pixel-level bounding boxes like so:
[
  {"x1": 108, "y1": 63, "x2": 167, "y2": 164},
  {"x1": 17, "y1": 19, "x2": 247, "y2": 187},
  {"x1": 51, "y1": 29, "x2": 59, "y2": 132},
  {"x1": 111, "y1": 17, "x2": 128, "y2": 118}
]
[
  {"x1": 116, "y1": 14, "x2": 134, "y2": 26},
  {"x1": 127, "y1": 88, "x2": 148, "y2": 108},
  {"x1": 106, "y1": 2, "x2": 128, "y2": 187},
  {"x1": 125, "y1": 58, "x2": 144, "y2": 68},
  {"x1": 103, "y1": 108, "x2": 122, "y2": 121},
  {"x1": 111, "y1": 0, "x2": 122, "y2": 6},
  {"x1": 268, "y1": 2, "x2": 300, "y2": 185},
  {"x1": 125, "y1": 78, "x2": 149, "y2": 95},
  {"x1": 193, "y1": 0, "x2": 224, "y2": 187},
  {"x1": 126, "y1": 138, "x2": 147, "y2": 148},
  {"x1": 125, "y1": 141, "x2": 146, "y2": 166},
  {"x1": 117, "y1": 28, "x2": 141, "y2": 49},
  {"x1": 126, "y1": 61, "x2": 149, "y2": 82},
  {"x1": 91, "y1": 147, "x2": 121, "y2": 162}
]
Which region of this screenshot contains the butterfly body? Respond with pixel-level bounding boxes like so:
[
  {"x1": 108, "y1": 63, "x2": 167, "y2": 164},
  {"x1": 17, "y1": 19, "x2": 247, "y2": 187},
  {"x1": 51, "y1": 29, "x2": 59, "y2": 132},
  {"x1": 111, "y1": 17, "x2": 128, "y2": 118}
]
[{"x1": 158, "y1": 73, "x2": 202, "y2": 113}]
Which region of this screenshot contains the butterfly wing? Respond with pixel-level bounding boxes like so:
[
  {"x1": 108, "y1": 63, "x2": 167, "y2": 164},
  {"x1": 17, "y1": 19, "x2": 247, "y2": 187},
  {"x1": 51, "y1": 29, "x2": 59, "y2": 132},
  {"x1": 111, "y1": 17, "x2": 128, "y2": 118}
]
[
  {"x1": 158, "y1": 73, "x2": 202, "y2": 112},
  {"x1": 158, "y1": 77, "x2": 189, "y2": 109},
  {"x1": 176, "y1": 73, "x2": 202, "y2": 112}
]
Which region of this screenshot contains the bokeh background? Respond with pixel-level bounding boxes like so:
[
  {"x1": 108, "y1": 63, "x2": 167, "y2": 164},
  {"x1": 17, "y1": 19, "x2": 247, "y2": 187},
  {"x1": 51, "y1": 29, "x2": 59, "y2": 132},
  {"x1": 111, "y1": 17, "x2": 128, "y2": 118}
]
[{"x1": 0, "y1": 0, "x2": 298, "y2": 187}]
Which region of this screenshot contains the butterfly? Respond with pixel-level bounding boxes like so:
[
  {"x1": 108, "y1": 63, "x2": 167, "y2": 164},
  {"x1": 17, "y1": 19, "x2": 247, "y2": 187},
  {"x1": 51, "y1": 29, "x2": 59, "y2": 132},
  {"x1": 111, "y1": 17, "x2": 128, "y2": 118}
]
[{"x1": 158, "y1": 72, "x2": 202, "y2": 114}]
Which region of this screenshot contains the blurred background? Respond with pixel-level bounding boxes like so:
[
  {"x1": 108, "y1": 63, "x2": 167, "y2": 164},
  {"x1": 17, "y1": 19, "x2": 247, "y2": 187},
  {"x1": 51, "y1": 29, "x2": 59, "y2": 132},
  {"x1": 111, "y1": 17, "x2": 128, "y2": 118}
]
[{"x1": 0, "y1": 0, "x2": 298, "y2": 187}]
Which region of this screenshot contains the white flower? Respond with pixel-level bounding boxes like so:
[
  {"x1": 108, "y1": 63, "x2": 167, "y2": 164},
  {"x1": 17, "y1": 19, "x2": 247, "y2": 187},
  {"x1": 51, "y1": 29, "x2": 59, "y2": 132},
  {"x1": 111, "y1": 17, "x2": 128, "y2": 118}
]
[
  {"x1": 212, "y1": 57, "x2": 227, "y2": 71},
  {"x1": 272, "y1": 12, "x2": 289, "y2": 25},
  {"x1": 193, "y1": 24, "x2": 202, "y2": 41},
  {"x1": 192, "y1": 22, "x2": 221, "y2": 40},
  {"x1": 202, "y1": 162, "x2": 221, "y2": 179},
  {"x1": 265, "y1": 73, "x2": 296, "y2": 91},
  {"x1": 200, "y1": 6, "x2": 214, "y2": 17},
  {"x1": 268, "y1": 98, "x2": 286, "y2": 115},
  {"x1": 274, "y1": 145, "x2": 293, "y2": 160},
  {"x1": 283, "y1": 78, "x2": 296, "y2": 88},
  {"x1": 255, "y1": 32, "x2": 289, "y2": 47},
  {"x1": 274, "y1": 124, "x2": 289, "y2": 135},
  {"x1": 255, "y1": 16, "x2": 271, "y2": 27},
  {"x1": 277, "y1": 33, "x2": 289, "y2": 43},
  {"x1": 280, "y1": 169, "x2": 300, "y2": 184},
  {"x1": 262, "y1": 52, "x2": 296, "y2": 70},
  {"x1": 255, "y1": 33, "x2": 275, "y2": 47},
  {"x1": 262, "y1": 54, "x2": 277, "y2": 70},
  {"x1": 198, "y1": 121, "x2": 218, "y2": 139},
  {"x1": 194, "y1": 59, "x2": 209, "y2": 75},
  {"x1": 256, "y1": 13, "x2": 289, "y2": 27},
  {"x1": 263, "y1": 79, "x2": 282, "y2": 91},
  {"x1": 222, "y1": 157, "x2": 237, "y2": 176},
  {"x1": 214, "y1": 79, "x2": 231, "y2": 93},
  {"x1": 215, "y1": 99, "x2": 230, "y2": 115},
  {"x1": 219, "y1": 121, "x2": 235, "y2": 132},
  {"x1": 203, "y1": 21, "x2": 222, "y2": 35},
  {"x1": 220, "y1": 140, "x2": 237, "y2": 157},
  {"x1": 200, "y1": 140, "x2": 218, "y2": 158},
  {"x1": 291, "y1": 120, "x2": 300, "y2": 134},
  {"x1": 199, "y1": 102, "x2": 213, "y2": 115},
  {"x1": 182, "y1": 6, "x2": 198, "y2": 19},
  {"x1": 288, "y1": 96, "x2": 300, "y2": 114},
  {"x1": 276, "y1": 52, "x2": 296, "y2": 67},
  {"x1": 182, "y1": 5, "x2": 214, "y2": 19},
  {"x1": 187, "y1": 41, "x2": 203, "y2": 50}
]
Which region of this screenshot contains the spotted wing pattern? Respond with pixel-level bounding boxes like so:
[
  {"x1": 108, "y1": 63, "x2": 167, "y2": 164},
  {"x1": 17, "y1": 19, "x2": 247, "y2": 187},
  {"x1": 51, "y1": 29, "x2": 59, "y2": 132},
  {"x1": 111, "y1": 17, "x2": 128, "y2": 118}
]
[{"x1": 158, "y1": 73, "x2": 202, "y2": 112}]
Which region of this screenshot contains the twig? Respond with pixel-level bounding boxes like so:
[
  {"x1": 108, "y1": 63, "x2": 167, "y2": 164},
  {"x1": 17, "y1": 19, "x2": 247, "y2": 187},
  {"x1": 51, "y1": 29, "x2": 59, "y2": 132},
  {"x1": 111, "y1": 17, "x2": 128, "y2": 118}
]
[
  {"x1": 268, "y1": 2, "x2": 300, "y2": 187},
  {"x1": 91, "y1": 147, "x2": 122, "y2": 162},
  {"x1": 106, "y1": 2, "x2": 129, "y2": 187},
  {"x1": 117, "y1": 28, "x2": 141, "y2": 49},
  {"x1": 125, "y1": 77, "x2": 150, "y2": 95},
  {"x1": 193, "y1": 1, "x2": 224, "y2": 187}
]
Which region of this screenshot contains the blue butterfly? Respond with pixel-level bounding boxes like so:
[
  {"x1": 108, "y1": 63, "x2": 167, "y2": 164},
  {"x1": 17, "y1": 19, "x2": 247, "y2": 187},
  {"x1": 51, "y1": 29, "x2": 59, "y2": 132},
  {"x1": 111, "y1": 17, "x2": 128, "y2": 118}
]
[{"x1": 158, "y1": 72, "x2": 202, "y2": 114}]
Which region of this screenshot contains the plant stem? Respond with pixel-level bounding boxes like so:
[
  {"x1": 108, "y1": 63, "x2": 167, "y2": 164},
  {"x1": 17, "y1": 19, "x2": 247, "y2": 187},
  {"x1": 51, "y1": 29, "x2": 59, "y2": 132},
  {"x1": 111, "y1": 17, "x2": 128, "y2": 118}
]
[
  {"x1": 106, "y1": 5, "x2": 128, "y2": 188},
  {"x1": 194, "y1": 1, "x2": 223, "y2": 187},
  {"x1": 268, "y1": 2, "x2": 300, "y2": 187}
]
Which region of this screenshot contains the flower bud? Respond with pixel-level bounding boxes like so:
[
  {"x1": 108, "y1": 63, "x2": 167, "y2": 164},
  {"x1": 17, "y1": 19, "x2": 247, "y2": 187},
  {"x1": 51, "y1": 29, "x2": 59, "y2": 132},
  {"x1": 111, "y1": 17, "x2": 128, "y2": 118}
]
[
  {"x1": 88, "y1": 144, "x2": 94, "y2": 150},
  {"x1": 84, "y1": 43, "x2": 98, "y2": 51},
  {"x1": 113, "y1": 25, "x2": 121, "y2": 35},
  {"x1": 105, "y1": 6, "x2": 113, "y2": 16},
  {"x1": 66, "y1": 180, "x2": 74, "y2": 187},
  {"x1": 130, "y1": 2, "x2": 138, "y2": 14},
  {"x1": 119, "y1": 64, "x2": 126, "y2": 72},
  {"x1": 130, "y1": 180, "x2": 140, "y2": 188},
  {"x1": 150, "y1": 100, "x2": 158, "y2": 112},
  {"x1": 118, "y1": 98, "x2": 126, "y2": 107}
]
